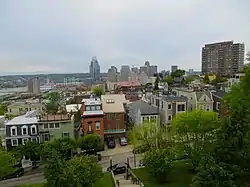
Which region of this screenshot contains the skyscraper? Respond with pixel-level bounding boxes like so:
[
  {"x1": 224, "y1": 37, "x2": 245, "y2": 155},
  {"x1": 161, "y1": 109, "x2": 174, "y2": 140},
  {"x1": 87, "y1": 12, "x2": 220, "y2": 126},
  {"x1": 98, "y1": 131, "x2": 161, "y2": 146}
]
[
  {"x1": 89, "y1": 56, "x2": 100, "y2": 82},
  {"x1": 201, "y1": 41, "x2": 245, "y2": 75},
  {"x1": 120, "y1": 65, "x2": 130, "y2": 81},
  {"x1": 171, "y1": 65, "x2": 178, "y2": 73},
  {"x1": 107, "y1": 66, "x2": 118, "y2": 82},
  {"x1": 27, "y1": 77, "x2": 40, "y2": 94}
]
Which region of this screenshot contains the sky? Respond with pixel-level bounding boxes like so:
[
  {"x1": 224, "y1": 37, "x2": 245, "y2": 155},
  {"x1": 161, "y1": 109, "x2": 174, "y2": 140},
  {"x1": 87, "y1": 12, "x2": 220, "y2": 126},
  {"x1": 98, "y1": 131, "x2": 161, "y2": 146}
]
[{"x1": 0, "y1": 0, "x2": 249, "y2": 75}]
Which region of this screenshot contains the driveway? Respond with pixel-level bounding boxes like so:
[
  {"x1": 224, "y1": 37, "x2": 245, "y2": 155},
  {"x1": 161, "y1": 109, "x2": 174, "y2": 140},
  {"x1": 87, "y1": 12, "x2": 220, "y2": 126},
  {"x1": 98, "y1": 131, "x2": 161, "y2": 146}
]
[{"x1": 100, "y1": 145, "x2": 133, "y2": 157}]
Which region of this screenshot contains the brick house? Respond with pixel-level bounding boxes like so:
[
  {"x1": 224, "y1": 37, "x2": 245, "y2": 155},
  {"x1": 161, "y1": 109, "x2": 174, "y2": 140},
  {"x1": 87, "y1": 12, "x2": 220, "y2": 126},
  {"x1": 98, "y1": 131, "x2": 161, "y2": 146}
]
[
  {"x1": 81, "y1": 98, "x2": 104, "y2": 139},
  {"x1": 101, "y1": 94, "x2": 127, "y2": 138}
]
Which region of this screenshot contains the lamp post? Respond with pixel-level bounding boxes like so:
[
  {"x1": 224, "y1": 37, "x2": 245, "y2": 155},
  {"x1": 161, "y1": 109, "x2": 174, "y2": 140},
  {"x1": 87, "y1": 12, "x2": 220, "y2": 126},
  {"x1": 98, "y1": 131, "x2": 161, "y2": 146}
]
[{"x1": 109, "y1": 157, "x2": 113, "y2": 169}]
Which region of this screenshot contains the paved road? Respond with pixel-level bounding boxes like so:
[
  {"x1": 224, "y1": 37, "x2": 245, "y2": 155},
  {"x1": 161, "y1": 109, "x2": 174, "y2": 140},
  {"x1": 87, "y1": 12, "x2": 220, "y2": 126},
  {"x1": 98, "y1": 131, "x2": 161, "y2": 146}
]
[{"x1": 0, "y1": 152, "x2": 142, "y2": 187}]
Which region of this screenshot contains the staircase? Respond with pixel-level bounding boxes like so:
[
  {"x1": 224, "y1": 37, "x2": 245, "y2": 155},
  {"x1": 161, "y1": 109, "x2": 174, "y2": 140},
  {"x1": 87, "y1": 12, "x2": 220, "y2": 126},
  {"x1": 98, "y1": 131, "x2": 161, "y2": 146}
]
[{"x1": 114, "y1": 174, "x2": 142, "y2": 187}]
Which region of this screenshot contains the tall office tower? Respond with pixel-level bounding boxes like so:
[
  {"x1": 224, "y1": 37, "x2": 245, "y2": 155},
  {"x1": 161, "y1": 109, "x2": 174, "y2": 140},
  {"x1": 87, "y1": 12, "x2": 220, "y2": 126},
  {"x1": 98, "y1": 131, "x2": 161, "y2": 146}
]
[
  {"x1": 107, "y1": 66, "x2": 118, "y2": 82},
  {"x1": 139, "y1": 66, "x2": 148, "y2": 74},
  {"x1": 145, "y1": 61, "x2": 150, "y2": 67},
  {"x1": 171, "y1": 65, "x2": 178, "y2": 73},
  {"x1": 131, "y1": 67, "x2": 139, "y2": 74},
  {"x1": 89, "y1": 56, "x2": 100, "y2": 82},
  {"x1": 27, "y1": 77, "x2": 40, "y2": 94},
  {"x1": 148, "y1": 65, "x2": 158, "y2": 76},
  {"x1": 120, "y1": 65, "x2": 130, "y2": 81},
  {"x1": 201, "y1": 41, "x2": 245, "y2": 75}
]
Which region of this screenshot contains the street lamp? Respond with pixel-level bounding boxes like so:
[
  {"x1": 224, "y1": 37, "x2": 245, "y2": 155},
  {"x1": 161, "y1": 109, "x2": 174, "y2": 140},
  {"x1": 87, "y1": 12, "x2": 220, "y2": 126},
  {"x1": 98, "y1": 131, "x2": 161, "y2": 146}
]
[{"x1": 109, "y1": 157, "x2": 112, "y2": 169}]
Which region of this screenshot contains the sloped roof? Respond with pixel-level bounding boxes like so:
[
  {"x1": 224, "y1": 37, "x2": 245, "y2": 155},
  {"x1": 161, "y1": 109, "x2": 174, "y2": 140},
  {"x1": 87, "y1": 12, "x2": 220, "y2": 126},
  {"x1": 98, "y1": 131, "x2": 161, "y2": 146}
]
[
  {"x1": 128, "y1": 100, "x2": 159, "y2": 115},
  {"x1": 195, "y1": 91, "x2": 212, "y2": 101}
]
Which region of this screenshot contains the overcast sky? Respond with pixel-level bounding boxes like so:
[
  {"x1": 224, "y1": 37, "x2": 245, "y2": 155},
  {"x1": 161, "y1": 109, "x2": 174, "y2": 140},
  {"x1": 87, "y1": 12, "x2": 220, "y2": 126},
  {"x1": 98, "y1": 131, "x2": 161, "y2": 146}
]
[{"x1": 0, "y1": 0, "x2": 249, "y2": 74}]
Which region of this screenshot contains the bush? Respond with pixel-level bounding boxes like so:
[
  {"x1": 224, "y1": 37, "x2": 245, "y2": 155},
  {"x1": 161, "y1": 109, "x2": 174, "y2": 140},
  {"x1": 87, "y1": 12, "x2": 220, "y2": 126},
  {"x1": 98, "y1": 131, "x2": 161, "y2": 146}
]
[{"x1": 143, "y1": 149, "x2": 173, "y2": 183}]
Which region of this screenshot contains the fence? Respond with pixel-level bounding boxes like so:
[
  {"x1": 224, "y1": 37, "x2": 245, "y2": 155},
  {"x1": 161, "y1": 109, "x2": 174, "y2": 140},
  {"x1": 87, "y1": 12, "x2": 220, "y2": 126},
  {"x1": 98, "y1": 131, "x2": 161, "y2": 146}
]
[{"x1": 126, "y1": 165, "x2": 144, "y2": 186}]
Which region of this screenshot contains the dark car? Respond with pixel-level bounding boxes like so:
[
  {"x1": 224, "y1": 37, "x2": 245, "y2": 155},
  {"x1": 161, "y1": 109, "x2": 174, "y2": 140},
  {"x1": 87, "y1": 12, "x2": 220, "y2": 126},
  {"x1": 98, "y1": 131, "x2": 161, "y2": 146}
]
[
  {"x1": 119, "y1": 137, "x2": 128, "y2": 146},
  {"x1": 107, "y1": 163, "x2": 127, "y2": 175},
  {"x1": 3, "y1": 167, "x2": 24, "y2": 180},
  {"x1": 107, "y1": 137, "x2": 116, "y2": 149}
]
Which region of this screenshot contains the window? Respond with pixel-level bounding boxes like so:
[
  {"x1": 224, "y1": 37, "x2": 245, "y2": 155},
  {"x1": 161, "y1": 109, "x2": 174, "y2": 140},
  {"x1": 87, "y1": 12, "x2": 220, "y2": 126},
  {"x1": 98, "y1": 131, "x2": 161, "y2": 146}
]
[
  {"x1": 62, "y1": 132, "x2": 70, "y2": 138},
  {"x1": 86, "y1": 106, "x2": 91, "y2": 111},
  {"x1": 95, "y1": 121, "x2": 100, "y2": 130},
  {"x1": 96, "y1": 105, "x2": 101, "y2": 110},
  {"x1": 161, "y1": 101, "x2": 164, "y2": 109},
  {"x1": 10, "y1": 126, "x2": 17, "y2": 136},
  {"x1": 168, "y1": 115, "x2": 172, "y2": 121},
  {"x1": 22, "y1": 138, "x2": 29, "y2": 145},
  {"x1": 190, "y1": 104, "x2": 193, "y2": 111},
  {"x1": 31, "y1": 137, "x2": 37, "y2": 142},
  {"x1": 203, "y1": 96, "x2": 206, "y2": 101},
  {"x1": 43, "y1": 134, "x2": 50, "y2": 141},
  {"x1": 22, "y1": 125, "x2": 28, "y2": 135},
  {"x1": 177, "y1": 104, "x2": 185, "y2": 112},
  {"x1": 216, "y1": 102, "x2": 220, "y2": 110},
  {"x1": 49, "y1": 123, "x2": 55, "y2": 128},
  {"x1": 91, "y1": 106, "x2": 96, "y2": 111},
  {"x1": 88, "y1": 122, "x2": 92, "y2": 132},
  {"x1": 150, "y1": 116, "x2": 156, "y2": 121},
  {"x1": 200, "y1": 105, "x2": 203, "y2": 110},
  {"x1": 43, "y1": 124, "x2": 48, "y2": 129},
  {"x1": 206, "y1": 105, "x2": 210, "y2": 111},
  {"x1": 168, "y1": 104, "x2": 172, "y2": 110},
  {"x1": 11, "y1": 139, "x2": 18, "y2": 146},
  {"x1": 9, "y1": 108, "x2": 12, "y2": 113},
  {"x1": 55, "y1": 123, "x2": 60, "y2": 128},
  {"x1": 31, "y1": 125, "x2": 37, "y2": 135}
]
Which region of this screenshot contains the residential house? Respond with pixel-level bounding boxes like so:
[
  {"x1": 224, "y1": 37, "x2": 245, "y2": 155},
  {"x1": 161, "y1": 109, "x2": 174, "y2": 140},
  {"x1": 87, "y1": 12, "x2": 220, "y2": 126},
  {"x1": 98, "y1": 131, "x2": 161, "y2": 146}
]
[
  {"x1": 38, "y1": 114, "x2": 74, "y2": 142},
  {"x1": 211, "y1": 90, "x2": 228, "y2": 117},
  {"x1": 5, "y1": 111, "x2": 39, "y2": 150},
  {"x1": 101, "y1": 94, "x2": 127, "y2": 138},
  {"x1": 228, "y1": 73, "x2": 245, "y2": 89},
  {"x1": 173, "y1": 88, "x2": 214, "y2": 112},
  {"x1": 127, "y1": 100, "x2": 160, "y2": 125},
  {"x1": 7, "y1": 99, "x2": 43, "y2": 116},
  {"x1": 81, "y1": 98, "x2": 104, "y2": 139},
  {"x1": 145, "y1": 93, "x2": 188, "y2": 124}
]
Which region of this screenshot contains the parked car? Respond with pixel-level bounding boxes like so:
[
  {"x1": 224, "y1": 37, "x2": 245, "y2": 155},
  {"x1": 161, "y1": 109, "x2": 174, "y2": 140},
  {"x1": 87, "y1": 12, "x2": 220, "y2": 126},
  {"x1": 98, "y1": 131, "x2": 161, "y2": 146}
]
[
  {"x1": 119, "y1": 137, "x2": 128, "y2": 146},
  {"x1": 3, "y1": 167, "x2": 24, "y2": 180},
  {"x1": 107, "y1": 163, "x2": 127, "y2": 175},
  {"x1": 107, "y1": 137, "x2": 116, "y2": 149}
]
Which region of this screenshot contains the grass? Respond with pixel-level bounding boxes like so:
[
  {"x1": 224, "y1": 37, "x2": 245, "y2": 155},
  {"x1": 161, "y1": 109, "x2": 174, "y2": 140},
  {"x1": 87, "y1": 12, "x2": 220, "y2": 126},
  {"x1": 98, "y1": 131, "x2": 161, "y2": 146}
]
[
  {"x1": 133, "y1": 159, "x2": 194, "y2": 187},
  {"x1": 19, "y1": 173, "x2": 115, "y2": 187}
]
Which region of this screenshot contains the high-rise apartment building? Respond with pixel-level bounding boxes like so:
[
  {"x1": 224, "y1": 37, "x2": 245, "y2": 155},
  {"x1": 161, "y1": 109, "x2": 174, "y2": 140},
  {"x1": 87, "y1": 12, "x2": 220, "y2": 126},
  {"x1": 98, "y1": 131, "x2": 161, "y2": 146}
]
[
  {"x1": 27, "y1": 77, "x2": 40, "y2": 94},
  {"x1": 201, "y1": 41, "x2": 245, "y2": 75},
  {"x1": 120, "y1": 65, "x2": 130, "y2": 81},
  {"x1": 171, "y1": 65, "x2": 178, "y2": 73},
  {"x1": 89, "y1": 56, "x2": 100, "y2": 82}
]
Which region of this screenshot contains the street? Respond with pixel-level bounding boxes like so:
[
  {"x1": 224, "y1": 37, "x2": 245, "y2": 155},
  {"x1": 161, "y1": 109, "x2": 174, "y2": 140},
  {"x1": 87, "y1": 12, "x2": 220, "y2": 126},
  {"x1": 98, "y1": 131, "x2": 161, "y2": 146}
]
[{"x1": 0, "y1": 152, "x2": 142, "y2": 187}]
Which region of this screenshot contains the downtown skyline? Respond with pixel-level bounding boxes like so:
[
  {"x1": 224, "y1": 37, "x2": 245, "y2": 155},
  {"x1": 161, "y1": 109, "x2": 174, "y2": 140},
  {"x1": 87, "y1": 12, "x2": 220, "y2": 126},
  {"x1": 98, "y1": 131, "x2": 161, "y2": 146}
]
[{"x1": 0, "y1": 0, "x2": 250, "y2": 75}]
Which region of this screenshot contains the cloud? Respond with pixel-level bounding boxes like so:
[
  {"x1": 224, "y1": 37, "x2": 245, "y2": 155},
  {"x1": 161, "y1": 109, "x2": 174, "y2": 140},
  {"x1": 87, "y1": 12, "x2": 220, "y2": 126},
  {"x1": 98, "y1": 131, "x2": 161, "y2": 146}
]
[{"x1": 0, "y1": 0, "x2": 249, "y2": 74}]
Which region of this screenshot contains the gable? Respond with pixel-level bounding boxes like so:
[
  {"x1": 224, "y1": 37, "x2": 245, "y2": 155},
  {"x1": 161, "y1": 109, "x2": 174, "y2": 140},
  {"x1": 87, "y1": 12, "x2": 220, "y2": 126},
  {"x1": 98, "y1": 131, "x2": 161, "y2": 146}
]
[{"x1": 198, "y1": 93, "x2": 212, "y2": 102}]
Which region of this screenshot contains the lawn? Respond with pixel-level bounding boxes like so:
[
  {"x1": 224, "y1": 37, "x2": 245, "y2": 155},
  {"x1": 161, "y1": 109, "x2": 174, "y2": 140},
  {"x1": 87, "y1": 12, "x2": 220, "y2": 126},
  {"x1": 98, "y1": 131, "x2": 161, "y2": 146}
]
[
  {"x1": 19, "y1": 173, "x2": 115, "y2": 187},
  {"x1": 133, "y1": 159, "x2": 194, "y2": 187}
]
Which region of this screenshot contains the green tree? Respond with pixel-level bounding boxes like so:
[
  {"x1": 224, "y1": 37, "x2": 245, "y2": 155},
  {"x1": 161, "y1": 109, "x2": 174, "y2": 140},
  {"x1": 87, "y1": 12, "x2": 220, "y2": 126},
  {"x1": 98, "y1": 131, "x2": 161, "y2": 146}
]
[
  {"x1": 203, "y1": 74, "x2": 210, "y2": 84},
  {"x1": 163, "y1": 76, "x2": 173, "y2": 87},
  {"x1": 18, "y1": 141, "x2": 41, "y2": 167},
  {"x1": 44, "y1": 91, "x2": 61, "y2": 114},
  {"x1": 0, "y1": 149, "x2": 18, "y2": 180},
  {"x1": 192, "y1": 65, "x2": 250, "y2": 186},
  {"x1": 143, "y1": 149, "x2": 173, "y2": 183},
  {"x1": 67, "y1": 155, "x2": 103, "y2": 187},
  {"x1": 0, "y1": 103, "x2": 7, "y2": 115},
  {"x1": 92, "y1": 87, "x2": 104, "y2": 97},
  {"x1": 185, "y1": 75, "x2": 195, "y2": 85},
  {"x1": 171, "y1": 69, "x2": 185, "y2": 78},
  {"x1": 154, "y1": 76, "x2": 159, "y2": 91},
  {"x1": 41, "y1": 138, "x2": 76, "y2": 161},
  {"x1": 171, "y1": 110, "x2": 220, "y2": 170},
  {"x1": 246, "y1": 51, "x2": 250, "y2": 62},
  {"x1": 77, "y1": 134, "x2": 101, "y2": 152}
]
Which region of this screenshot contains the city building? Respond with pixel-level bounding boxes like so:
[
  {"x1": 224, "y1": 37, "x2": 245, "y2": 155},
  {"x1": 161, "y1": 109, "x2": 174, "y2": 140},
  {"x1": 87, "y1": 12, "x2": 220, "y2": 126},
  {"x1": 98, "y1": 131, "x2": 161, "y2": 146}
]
[
  {"x1": 81, "y1": 98, "x2": 104, "y2": 139},
  {"x1": 201, "y1": 41, "x2": 245, "y2": 75},
  {"x1": 127, "y1": 100, "x2": 160, "y2": 126},
  {"x1": 138, "y1": 71, "x2": 149, "y2": 85},
  {"x1": 5, "y1": 111, "x2": 39, "y2": 150},
  {"x1": 101, "y1": 94, "x2": 127, "y2": 137},
  {"x1": 145, "y1": 93, "x2": 188, "y2": 124},
  {"x1": 120, "y1": 65, "x2": 130, "y2": 81},
  {"x1": 38, "y1": 114, "x2": 74, "y2": 142},
  {"x1": 173, "y1": 88, "x2": 214, "y2": 112},
  {"x1": 140, "y1": 61, "x2": 158, "y2": 76},
  {"x1": 171, "y1": 65, "x2": 178, "y2": 73},
  {"x1": 89, "y1": 56, "x2": 100, "y2": 82},
  {"x1": 228, "y1": 73, "x2": 245, "y2": 88},
  {"x1": 7, "y1": 99, "x2": 43, "y2": 116},
  {"x1": 107, "y1": 66, "x2": 118, "y2": 82},
  {"x1": 27, "y1": 77, "x2": 40, "y2": 94},
  {"x1": 131, "y1": 67, "x2": 139, "y2": 74}
]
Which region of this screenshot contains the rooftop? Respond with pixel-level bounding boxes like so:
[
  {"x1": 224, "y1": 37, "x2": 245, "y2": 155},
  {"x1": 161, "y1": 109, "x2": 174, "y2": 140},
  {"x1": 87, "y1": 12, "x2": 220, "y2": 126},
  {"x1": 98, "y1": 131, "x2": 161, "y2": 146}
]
[
  {"x1": 195, "y1": 91, "x2": 213, "y2": 100},
  {"x1": 81, "y1": 98, "x2": 101, "y2": 105},
  {"x1": 162, "y1": 95, "x2": 188, "y2": 102},
  {"x1": 66, "y1": 104, "x2": 81, "y2": 113},
  {"x1": 101, "y1": 94, "x2": 127, "y2": 113},
  {"x1": 211, "y1": 89, "x2": 227, "y2": 99},
  {"x1": 38, "y1": 114, "x2": 71, "y2": 122},
  {"x1": 116, "y1": 81, "x2": 141, "y2": 87},
  {"x1": 6, "y1": 111, "x2": 38, "y2": 125},
  {"x1": 128, "y1": 100, "x2": 159, "y2": 115}
]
